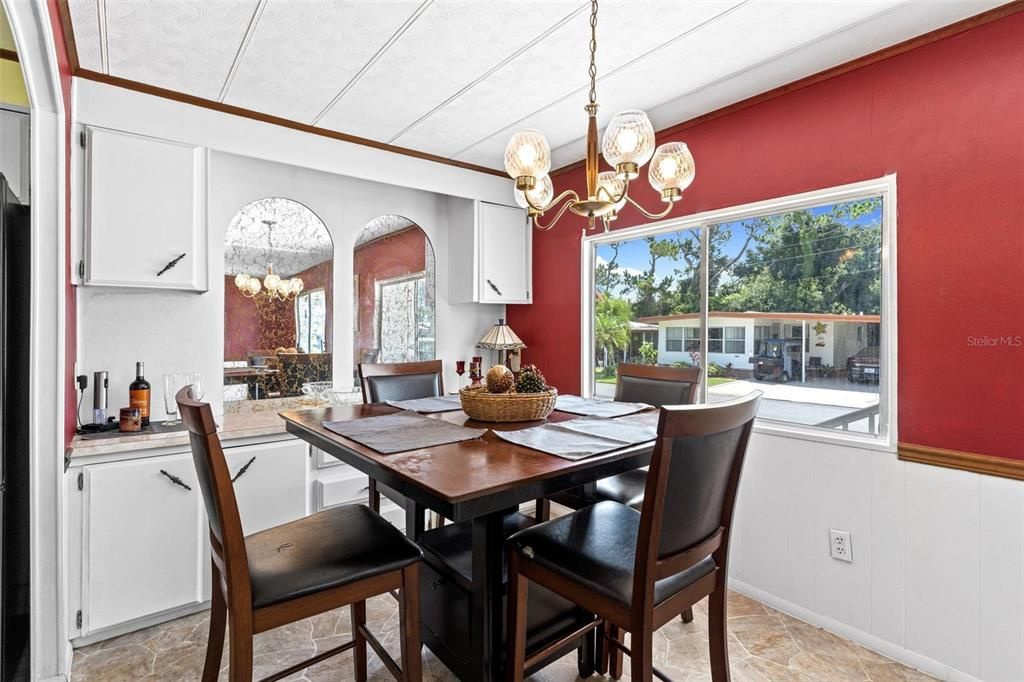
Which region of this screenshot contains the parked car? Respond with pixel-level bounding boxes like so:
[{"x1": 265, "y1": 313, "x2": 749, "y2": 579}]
[{"x1": 846, "y1": 346, "x2": 880, "y2": 383}]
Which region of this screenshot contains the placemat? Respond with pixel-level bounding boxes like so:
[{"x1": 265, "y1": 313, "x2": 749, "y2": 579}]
[
  {"x1": 555, "y1": 394, "x2": 653, "y2": 418},
  {"x1": 494, "y1": 417, "x2": 657, "y2": 461},
  {"x1": 322, "y1": 410, "x2": 486, "y2": 454},
  {"x1": 385, "y1": 394, "x2": 464, "y2": 413}
]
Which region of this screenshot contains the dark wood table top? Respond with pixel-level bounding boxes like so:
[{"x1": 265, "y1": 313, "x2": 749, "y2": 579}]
[{"x1": 281, "y1": 403, "x2": 657, "y2": 521}]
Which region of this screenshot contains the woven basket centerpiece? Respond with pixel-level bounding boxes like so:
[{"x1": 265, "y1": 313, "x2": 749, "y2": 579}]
[
  {"x1": 459, "y1": 363, "x2": 556, "y2": 422},
  {"x1": 459, "y1": 386, "x2": 558, "y2": 423}
]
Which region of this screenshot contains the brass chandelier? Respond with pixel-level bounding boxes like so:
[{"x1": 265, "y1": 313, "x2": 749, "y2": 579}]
[
  {"x1": 234, "y1": 220, "x2": 305, "y2": 301},
  {"x1": 505, "y1": 0, "x2": 695, "y2": 233}
]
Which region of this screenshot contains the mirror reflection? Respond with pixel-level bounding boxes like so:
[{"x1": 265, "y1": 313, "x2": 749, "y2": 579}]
[
  {"x1": 223, "y1": 197, "x2": 334, "y2": 405},
  {"x1": 353, "y1": 215, "x2": 435, "y2": 375}
]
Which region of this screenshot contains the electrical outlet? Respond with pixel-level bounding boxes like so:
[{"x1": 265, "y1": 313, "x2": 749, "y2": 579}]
[{"x1": 829, "y1": 529, "x2": 853, "y2": 563}]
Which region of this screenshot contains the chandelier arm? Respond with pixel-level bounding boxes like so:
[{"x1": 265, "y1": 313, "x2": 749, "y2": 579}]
[
  {"x1": 524, "y1": 188, "x2": 580, "y2": 213},
  {"x1": 532, "y1": 197, "x2": 576, "y2": 231},
  {"x1": 595, "y1": 175, "x2": 631, "y2": 205},
  {"x1": 623, "y1": 193, "x2": 677, "y2": 220}
]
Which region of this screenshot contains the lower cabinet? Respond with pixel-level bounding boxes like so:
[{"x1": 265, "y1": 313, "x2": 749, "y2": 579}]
[{"x1": 71, "y1": 437, "x2": 310, "y2": 641}]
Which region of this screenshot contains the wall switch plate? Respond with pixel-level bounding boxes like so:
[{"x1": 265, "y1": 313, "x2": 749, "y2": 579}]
[{"x1": 829, "y1": 529, "x2": 853, "y2": 562}]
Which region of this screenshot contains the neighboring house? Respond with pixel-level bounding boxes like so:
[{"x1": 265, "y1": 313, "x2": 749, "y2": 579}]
[
  {"x1": 638, "y1": 311, "x2": 881, "y2": 379},
  {"x1": 627, "y1": 320, "x2": 658, "y2": 361}
]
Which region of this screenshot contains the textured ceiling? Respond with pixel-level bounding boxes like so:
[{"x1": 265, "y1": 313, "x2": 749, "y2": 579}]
[
  {"x1": 68, "y1": 0, "x2": 1011, "y2": 171},
  {"x1": 224, "y1": 197, "x2": 333, "y2": 278}
]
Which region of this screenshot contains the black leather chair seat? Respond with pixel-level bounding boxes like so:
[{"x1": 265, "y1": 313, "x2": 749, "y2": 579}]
[
  {"x1": 548, "y1": 468, "x2": 648, "y2": 510},
  {"x1": 508, "y1": 501, "x2": 715, "y2": 607},
  {"x1": 246, "y1": 504, "x2": 422, "y2": 609}
]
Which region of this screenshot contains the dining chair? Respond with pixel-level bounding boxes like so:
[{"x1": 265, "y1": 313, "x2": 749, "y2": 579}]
[
  {"x1": 505, "y1": 392, "x2": 761, "y2": 682},
  {"x1": 357, "y1": 360, "x2": 444, "y2": 515},
  {"x1": 541, "y1": 363, "x2": 702, "y2": 515},
  {"x1": 177, "y1": 386, "x2": 424, "y2": 682}
]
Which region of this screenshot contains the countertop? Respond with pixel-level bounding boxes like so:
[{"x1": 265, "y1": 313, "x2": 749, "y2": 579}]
[{"x1": 67, "y1": 410, "x2": 291, "y2": 459}]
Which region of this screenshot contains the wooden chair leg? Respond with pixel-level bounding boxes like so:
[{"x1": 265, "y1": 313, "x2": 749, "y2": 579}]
[
  {"x1": 681, "y1": 606, "x2": 694, "y2": 623},
  {"x1": 399, "y1": 565, "x2": 422, "y2": 681},
  {"x1": 595, "y1": 623, "x2": 609, "y2": 676},
  {"x1": 534, "y1": 498, "x2": 551, "y2": 522},
  {"x1": 202, "y1": 565, "x2": 226, "y2": 682},
  {"x1": 351, "y1": 600, "x2": 368, "y2": 682},
  {"x1": 505, "y1": 552, "x2": 528, "y2": 682},
  {"x1": 368, "y1": 478, "x2": 381, "y2": 513},
  {"x1": 608, "y1": 625, "x2": 624, "y2": 680},
  {"x1": 630, "y1": 623, "x2": 654, "y2": 681},
  {"x1": 227, "y1": 609, "x2": 253, "y2": 682},
  {"x1": 708, "y1": 587, "x2": 731, "y2": 682}
]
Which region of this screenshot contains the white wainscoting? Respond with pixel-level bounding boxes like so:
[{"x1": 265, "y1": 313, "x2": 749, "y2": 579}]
[{"x1": 728, "y1": 432, "x2": 1024, "y2": 681}]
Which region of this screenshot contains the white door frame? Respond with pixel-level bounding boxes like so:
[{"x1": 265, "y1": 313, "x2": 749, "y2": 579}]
[{"x1": 3, "y1": 0, "x2": 69, "y2": 678}]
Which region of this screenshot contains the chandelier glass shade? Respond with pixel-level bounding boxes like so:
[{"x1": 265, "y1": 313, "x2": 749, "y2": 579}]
[
  {"x1": 234, "y1": 220, "x2": 305, "y2": 301},
  {"x1": 505, "y1": 0, "x2": 695, "y2": 233}
]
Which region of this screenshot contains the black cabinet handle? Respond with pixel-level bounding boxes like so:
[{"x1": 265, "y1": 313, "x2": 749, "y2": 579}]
[
  {"x1": 231, "y1": 456, "x2": 256, "y2": 483},
  {"x1": 486, "y1": 279, "x2": 502, "y2": 296},
  {"x1": 156, "y1": 253, "x2": 187, "y2": 277},
  {"x1": 159, "y1": 469, "x2": 192, "y2": 491}
]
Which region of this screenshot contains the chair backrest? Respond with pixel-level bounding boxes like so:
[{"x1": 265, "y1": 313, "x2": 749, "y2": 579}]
[
  {"x1": 358, "y1": 360, "x2": 444, "y2": 404},
  {"x1": 633, "y1": 392, "x2": 761, "y2": 603},
  {"x1": 614, "y1": 363, "x2": 702, "y2": 407},
  {"x1": 177, "y1": 386, "x2": 251, "y2": 600}
]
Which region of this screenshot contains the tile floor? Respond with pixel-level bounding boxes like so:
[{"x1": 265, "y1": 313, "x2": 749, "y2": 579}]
[{"x1": 71, "y1": 590, "x2": 934, "y2": 681}]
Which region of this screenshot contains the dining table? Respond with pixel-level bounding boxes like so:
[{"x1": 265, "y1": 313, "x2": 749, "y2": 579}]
[{"x1": 280, "y1": 402, "x2": 657, "y2": 682}]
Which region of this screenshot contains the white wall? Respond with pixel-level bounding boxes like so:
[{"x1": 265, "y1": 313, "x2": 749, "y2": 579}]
[
  {"x1": 77, "y1": 151, "x2": 503, "y2": 419},
  {"x1": 730, "y1": 433, "x2": 1024, "y2": 681}
]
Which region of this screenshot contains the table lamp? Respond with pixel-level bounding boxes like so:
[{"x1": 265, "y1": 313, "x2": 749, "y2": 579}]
[{"x1": 477, "y1": 319, "x2": 526, "y2": 368}]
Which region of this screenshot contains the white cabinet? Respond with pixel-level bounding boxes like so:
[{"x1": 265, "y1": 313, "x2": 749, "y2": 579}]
[
  {"x1": 83, "y1": 126, "x2": 208, "y2": 291},
  {"x1": 0, "y1": 109, "x2": 30, "y2": 203},
  {"x1": 70, "y1": 436, "x2": 309, "y2": 641},
  {"x1": 226, "y1": 440, "x2": 309, "y2": 535},
  {"x1": 449, "y1": 198, "x2": 532, "y2": 304},
  {"x1": 79, "y1": 453, "x2": 203, "y2": 635}
]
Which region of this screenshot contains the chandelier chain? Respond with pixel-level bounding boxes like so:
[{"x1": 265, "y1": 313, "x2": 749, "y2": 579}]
[{"x1": 588, "y1": 0, "x2": 598, "y2": 105}]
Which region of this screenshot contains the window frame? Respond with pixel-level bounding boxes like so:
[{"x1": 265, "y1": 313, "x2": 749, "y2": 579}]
[
  {"x1": 294, "y1": 287, "x2": 327, "y2": 353},
  {"x1": 580, "y1": 175, "x2": 898, "y2": 450},
  {"x1": 664, "y1": 326, "x2": 683, "y2": 352}
]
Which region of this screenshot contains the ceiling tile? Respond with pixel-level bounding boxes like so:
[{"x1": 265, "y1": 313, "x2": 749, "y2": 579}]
[
  {"x1": 104, "y1": 0, "x2": 260, "y2": 101},
  {"x1": 390, "y1": 0, "x2": 742, "y2": 158},
  {"x1": 315, "y1": 1, "x2": 584, "y2": 143},
  {"x1": 67, "y1": 0, "x2": 102, "y2": 71},
  {"x1": 225, "y1": 0, "x2": 423, "y2": 123},
  {"x1": 455, "y1": 0, "x2": 905, "y2": 169}
]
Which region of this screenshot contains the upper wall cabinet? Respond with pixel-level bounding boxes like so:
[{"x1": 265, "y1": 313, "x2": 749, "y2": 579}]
[
  {"x1": 83, "y1": 127, "x2": 208, "y2": 291},
  {"x1": 449, "y1": 199, "x2": 532, "y2": 304}
]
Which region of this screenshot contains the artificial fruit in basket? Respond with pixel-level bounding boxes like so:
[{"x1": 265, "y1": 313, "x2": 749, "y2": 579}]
[
  {"x1": 485, "y1": 364, "x2": 515, "y2": 393},
  {"x1": 515, "y1": 364, "x2": 549, "y2": 393}
]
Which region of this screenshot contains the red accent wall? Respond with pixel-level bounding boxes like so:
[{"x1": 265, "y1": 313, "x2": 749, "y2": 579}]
[
  {"x1": 46, "y1": 1, "x2": 76, "y2": 446},
  {"x1": 352, "y1": 227, "x2": 426, "y2": 361},
  {"x1": 507, "y1": 13, "x2": 1024, "y2": 460},
  {"x1": 224, "y1": 260, "x2": 334, "y2": 359}
]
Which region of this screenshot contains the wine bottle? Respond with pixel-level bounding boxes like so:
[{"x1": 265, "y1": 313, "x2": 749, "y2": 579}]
[{"x1": 129, "y1": 361, "x2": 152, "y2": 426}]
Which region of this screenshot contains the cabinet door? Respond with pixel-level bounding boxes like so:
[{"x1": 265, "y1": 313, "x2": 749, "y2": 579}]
[
  {"x1": 478, "y1": 202, "x2": 531, "y2": 304},
  {"x1": 227, "y1": 440, "x2": 309, "y2": 535},
  {"x1": 85, "y1": 127, "x2": 207, "y2": 291},
  {"x1": 82, "y1": 454, "x2": 202, "y2": 634}
]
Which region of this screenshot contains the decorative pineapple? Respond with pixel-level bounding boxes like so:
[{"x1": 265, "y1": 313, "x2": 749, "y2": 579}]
[
  {"x1": 515, "y1": 364, "x2": 549, "y2": 393},
  {"x1": 485, "y1": 364, "x2": 515, "y2": 393}
]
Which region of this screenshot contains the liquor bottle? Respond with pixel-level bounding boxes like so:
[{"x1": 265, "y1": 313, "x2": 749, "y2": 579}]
[{"x1": 129, "y1": 362, "x2": 152, "y2": 426}]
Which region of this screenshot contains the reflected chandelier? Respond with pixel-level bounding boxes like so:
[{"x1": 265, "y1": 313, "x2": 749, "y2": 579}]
[
  {"x1": 234, "y1": 220, "x2": 305, "y2": 301},
  {"x1": 505, "y1": 0, "x2": 695, "y2": 233}
]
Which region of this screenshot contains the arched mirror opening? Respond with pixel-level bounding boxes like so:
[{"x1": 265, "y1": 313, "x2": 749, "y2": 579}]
[
  {"x1": 223, "y1": 198, "x2": 334, "y2": 407},
  {"x1": 353, "y1": 215, "x2": 436, "y2": 378}
]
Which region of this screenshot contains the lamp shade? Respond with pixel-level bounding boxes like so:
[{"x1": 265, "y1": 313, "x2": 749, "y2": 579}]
[
  {"x1": 504, "y1": 129, "x2": 551, "y2": 180},
  {"x1": 514, "y1": 174, "x2": 554, "y2": 210},
  {"x1": 648, "y1": 142, "x2": 696, "y2": 193},
  {"x1": 478, "y1": 318, "x2": 526, "y2": 350},
  {"x1": 602, "y1": 110, "x2": 655, "y2": 168}
]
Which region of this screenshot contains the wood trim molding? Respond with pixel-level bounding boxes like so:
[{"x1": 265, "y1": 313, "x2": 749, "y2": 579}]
[
  {"x1": 898, "y1": 442, "x2": 1024, "y2": 482},
  {"x1": 553, "y1": 0, "x2": 1024, "y2": 177},
  {"x1": 0, "y1": 48, "x2": 19, "y2": 63},
  {"x1": 54, "y1": 0, "x2": 505, "y2": 178}
]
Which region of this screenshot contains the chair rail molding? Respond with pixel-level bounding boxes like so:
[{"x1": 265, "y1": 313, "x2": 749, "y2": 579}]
[{"x1": 898, "y1": 442, "x2": 1024, "y2": 482}]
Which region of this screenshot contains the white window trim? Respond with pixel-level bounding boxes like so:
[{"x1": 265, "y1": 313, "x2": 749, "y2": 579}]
[
  {"x1": 295, "y1": 287, "x2": 327, "y2": 353},
  {"x1": 580, "y1": 175, "x2": 898, "y2": 451}
]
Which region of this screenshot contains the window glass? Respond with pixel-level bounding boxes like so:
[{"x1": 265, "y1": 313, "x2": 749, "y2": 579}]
[
  {"x1": 295, "y1": 288, "x2": 327, "y2": 353},
  {"x1": 724, "y1": 326, "x2": 746, "y2": 354},
  {"x1": 684, "y1": 327, "x2": 700, "y2": 351},
  {"x1": 665, "y1": 327, "x2": 683, "y2": 352}
]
